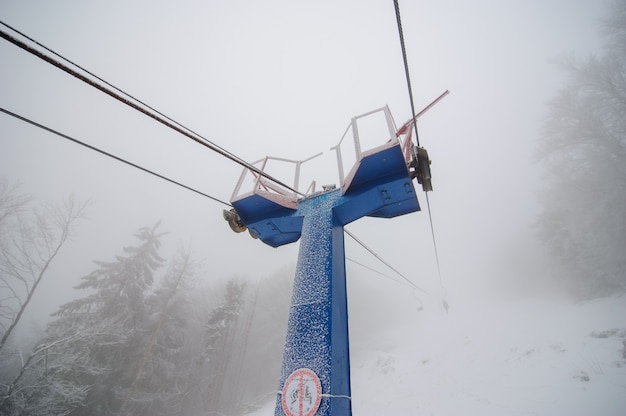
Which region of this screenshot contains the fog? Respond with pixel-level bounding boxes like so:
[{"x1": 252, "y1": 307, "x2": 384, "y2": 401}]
[{"x1": 0, "y1": 0, "x2": 618, "y2": 414}]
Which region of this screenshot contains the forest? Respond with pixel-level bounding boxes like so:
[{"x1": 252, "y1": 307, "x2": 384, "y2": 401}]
[{"x1": 0, "y1": 195, "x2": 294, "y2": 415}]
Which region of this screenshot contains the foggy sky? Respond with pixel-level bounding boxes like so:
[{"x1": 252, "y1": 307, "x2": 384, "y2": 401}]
[{"x1": 0, "y1": 0, "x2": 607, "y2": 324}]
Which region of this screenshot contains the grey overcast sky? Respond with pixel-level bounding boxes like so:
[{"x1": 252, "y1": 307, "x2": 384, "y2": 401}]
[{"x1": 0, "y1": 1, "x2": 608, "y2": 319}]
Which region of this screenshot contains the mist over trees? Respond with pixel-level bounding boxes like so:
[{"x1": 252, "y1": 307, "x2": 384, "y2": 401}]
[
  {"x1": 0, "y1": 188, "x2": 292, "y2": 415},
  {"x1": 536, "y1": 0, "x2": 626, "y2": 298},
  {"x1": 0, "y1": 180, "x2": 88, "y2": 369}
]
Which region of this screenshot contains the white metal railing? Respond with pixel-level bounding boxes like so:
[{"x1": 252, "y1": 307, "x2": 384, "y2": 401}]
[
  {"x1": 331, "y1": 105, "x2": 401, "y2": 189},
  {"x1": 231, "y1": 153, "x2": 322, "y2": 203},
  {"x1": 230, "y1": 91, "x2": 449, "y2": 205},
  {"x1": 231, "y1": 103, "x2": 425, "y2": 203}
]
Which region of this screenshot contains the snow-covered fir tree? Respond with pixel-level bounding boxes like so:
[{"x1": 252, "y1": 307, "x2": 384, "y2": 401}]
[
  {"x1": 117, "y1": 247, "x2": 197, "y2": 416},
  {"x1": 17, "y1": 223, "x2": 166, "y2": 416}
]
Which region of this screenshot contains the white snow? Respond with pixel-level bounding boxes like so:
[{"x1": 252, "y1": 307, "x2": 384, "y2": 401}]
[{"x1": 247, "y1": 294, "x2": 626, "y2": 415}]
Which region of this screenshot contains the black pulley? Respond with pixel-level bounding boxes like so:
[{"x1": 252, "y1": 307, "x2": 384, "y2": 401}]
[
  {"x1": 223, "y1": 209, "x2": 258, "y2": 239},
  {"x1": 410, "y1": 145, "x2": 433, "y2": 192}
]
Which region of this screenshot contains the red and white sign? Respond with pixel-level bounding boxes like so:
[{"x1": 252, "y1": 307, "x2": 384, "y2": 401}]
[{"x1": 281, "y1": 368, "x2": 322, "y2": 416}]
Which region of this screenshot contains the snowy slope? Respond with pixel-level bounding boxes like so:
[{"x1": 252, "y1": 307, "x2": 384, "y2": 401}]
[{"x1": 248, "y1": 295, "x2": 626, "y2": 415}]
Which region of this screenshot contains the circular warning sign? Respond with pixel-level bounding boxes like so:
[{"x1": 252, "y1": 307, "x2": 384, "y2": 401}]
[{"x1": 281, "y1": 368, "x2": 322, "y2": 416}]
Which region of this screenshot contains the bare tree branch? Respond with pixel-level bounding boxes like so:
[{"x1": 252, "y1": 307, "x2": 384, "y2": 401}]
[{"x1": 0, "y1": 195, "x2": 89, "y2": 353}]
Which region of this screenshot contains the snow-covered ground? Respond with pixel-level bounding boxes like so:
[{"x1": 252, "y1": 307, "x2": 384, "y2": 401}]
[{"x1": 248, "y1": 294, "x2": 626, "y2": 415}]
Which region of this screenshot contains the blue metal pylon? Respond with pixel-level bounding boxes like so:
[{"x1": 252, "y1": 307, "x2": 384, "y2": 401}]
[
  {"x1": 276, "y1": 190, "x2": 350, "y2": 415},
  {"x1": 229, "y1": 106, "x2": 425, "y2": 415}
]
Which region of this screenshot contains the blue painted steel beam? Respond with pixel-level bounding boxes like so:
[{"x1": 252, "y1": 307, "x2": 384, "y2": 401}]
[
  {"x1": 344, "y1": 144, "x2": 409, "y2": 194},
  {"x1": 334, "y1": 176, "x2": 419, "y2": 225},
  {"x1": 232, "y1": 195, "x2": 304, "y2": 248},
  {"x1": 274, "y1": 190, "x2": 352, "y2": 416}
]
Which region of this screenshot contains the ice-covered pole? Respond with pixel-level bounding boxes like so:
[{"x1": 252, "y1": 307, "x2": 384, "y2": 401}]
[{"x1": 274, "y1": 190, "x2": 351, "y2": 416}]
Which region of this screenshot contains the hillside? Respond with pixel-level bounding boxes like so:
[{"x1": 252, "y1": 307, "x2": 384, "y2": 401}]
[{"x1": 249, "y1": 294, "x2": 626, "y2": 415}]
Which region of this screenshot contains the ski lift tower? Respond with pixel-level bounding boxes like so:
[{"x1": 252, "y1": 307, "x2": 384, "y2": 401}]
[{"x1": 228, "y1": 104, "x2": 436, "y2": 416}]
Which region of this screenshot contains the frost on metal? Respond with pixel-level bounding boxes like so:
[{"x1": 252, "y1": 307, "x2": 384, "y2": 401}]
[{"x1": 274, "y1": 190, "x2": 347, "y2": 416}]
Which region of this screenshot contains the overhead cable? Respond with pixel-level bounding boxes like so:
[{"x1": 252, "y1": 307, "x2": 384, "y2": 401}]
[
  {"x1": 345, "y1": 229, "x2": 429, "y2": 295},
  {"x1": 0, "y1": 20, "x2": 243, "y2": 172},
  {"x1": 393, "y1": 0, "x2": 421, "y2": 147},
  {"x1": 392, "y1": 0, "x2": 446, "y2": 306},
  {"x1": 346, "y1": 257, "x2": 415, "y2": 289},
  {"x1": 0, "y1": 22, "x2": 302, "y2": 197},
  {"x1": 0, "y1": 107, "x2": 232, "y2": 207}
]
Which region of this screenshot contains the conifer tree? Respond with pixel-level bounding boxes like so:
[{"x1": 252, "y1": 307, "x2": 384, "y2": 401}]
[
  {"x1": 22, "y1": 223, "x2": 166, "y2": 416},
  {"x1": 118, "y1": 247, "x2": 196, "y2": 416},
  {"x1": 204, "y1": 280, "x2": 246, "y2": 413},
  {"x1": 175, "y1": 279, "x2": 246, "y2": 416}
]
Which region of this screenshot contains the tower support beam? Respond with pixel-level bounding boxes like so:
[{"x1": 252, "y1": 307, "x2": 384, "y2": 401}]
[{"x1": 274, "y1": 190, "x2": 351, "y2": 416}]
